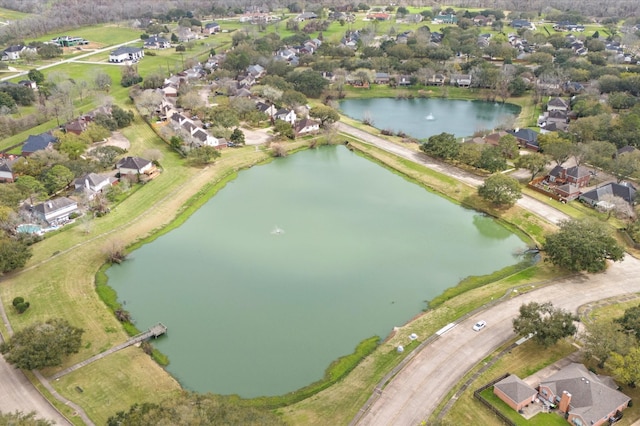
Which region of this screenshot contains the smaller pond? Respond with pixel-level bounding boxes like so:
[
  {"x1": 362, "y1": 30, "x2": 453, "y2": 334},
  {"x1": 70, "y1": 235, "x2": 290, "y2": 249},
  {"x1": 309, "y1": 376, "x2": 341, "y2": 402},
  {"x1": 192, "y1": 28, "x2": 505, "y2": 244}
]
[{"x1": 339, "y1": 98, "x2": 520, "y2": 140}]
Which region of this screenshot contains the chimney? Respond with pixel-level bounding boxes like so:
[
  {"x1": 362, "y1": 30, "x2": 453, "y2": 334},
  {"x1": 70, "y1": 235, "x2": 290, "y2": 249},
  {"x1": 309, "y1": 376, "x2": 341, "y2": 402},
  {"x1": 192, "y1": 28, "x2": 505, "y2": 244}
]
[{"x1": 559, "y1": 390, "x2": 572, "y2": 413}]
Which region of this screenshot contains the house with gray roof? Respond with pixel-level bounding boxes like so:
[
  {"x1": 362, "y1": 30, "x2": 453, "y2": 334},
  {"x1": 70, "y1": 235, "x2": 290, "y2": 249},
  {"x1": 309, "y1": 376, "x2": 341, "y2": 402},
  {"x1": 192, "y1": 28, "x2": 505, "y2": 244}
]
[
  {"x1": 548, "y1": 165, "x2": 591, "y2": 187},
  {"x1": 538, "y1": 363, "x2": 630, "y2": 426},
  {"x1": 116, "y1": 156, "x2": 153, "y2": 176},
  {"x1": 109, "y1": 46, "x2": 144, "y2": 63},
  {"x1": 0, "y1": 158, "x2": 16, "y2": 182},
  {"x1": 144, "y1": 35, "x2": 170, "y2": 49},
  {"x1": 493, "y1": 374, "x2": 537, "y2": 411},
  {"x1": 22, "y1": 133, "x2": 57, "y2": 156},
  {"x1": 33, "y1": 197, "x2": 78, "y2": 225},
  {"x1": 579, "y1": 182, "x2": 636, "y2": 206},
  {"x1": 74, "y1": 173, "x2": 116, "y2": 198}
]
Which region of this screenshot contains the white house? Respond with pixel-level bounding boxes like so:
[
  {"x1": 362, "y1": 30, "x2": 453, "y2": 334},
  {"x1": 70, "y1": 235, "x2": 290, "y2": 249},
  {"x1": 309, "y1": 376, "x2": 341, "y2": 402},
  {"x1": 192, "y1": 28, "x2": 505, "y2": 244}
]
[
  {"x1": 109, "y1": 46, "x2": 144, "y2": 63},
  {"x1": 116, "y1": 156, "x2": 153, "y2": 175},
  {"x1": 2, "y1": 45, "x2": 37, "y2": 61},
  {"x1": 74, "y1": 173, "x2": 116, "y2": 198},
  {"x1": 143, "y1": 35, "x2": 171, "y2": 49},
  {"x1": 295, "y1": 118, "x2": 320, "y2": 135},
  {"x1": 275, "y1": 108, "x2": 296, "y2": 124},
  {"x1": 0, "y1": 158, "x2": 15, "y2": 182},
  {"x1": 33, "y1": 197, "x2": 79, "y2": 225}
]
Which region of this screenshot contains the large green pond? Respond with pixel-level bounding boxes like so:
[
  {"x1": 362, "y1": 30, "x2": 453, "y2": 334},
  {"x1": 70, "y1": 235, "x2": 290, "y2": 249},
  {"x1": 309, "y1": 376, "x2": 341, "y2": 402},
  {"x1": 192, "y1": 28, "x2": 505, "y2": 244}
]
[
  {"x1": 339, "y1": 98, "x2": 520, "y2": 139},
  {"x1": 107, "y1": 146, "x2": 525, "y2": 397}
]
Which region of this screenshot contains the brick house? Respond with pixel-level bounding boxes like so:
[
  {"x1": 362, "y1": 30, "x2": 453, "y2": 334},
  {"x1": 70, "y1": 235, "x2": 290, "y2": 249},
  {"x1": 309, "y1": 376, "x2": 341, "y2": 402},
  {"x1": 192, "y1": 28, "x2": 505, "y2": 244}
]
[{"x1": 493, "y1": 375, "x2": 537, "y2": 411}]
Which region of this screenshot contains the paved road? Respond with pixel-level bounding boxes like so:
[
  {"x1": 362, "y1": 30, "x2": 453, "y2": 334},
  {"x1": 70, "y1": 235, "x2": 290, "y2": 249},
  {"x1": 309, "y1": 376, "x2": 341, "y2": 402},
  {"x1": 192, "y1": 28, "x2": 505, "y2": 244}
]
[
  {"x1": 336, "y1": 122, "x2": 569, "y2": 224},
  {"x1": 356, "y1": 255, "x2": 640, "y2": 425},
  {"x1": 0, "y1": 354, "x2": 70, "y2": 425}
]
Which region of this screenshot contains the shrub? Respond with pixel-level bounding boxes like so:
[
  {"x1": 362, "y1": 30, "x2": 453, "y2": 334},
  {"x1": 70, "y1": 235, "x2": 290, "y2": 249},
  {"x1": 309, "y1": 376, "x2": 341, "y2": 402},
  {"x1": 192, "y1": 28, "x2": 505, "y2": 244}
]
[{"x1": 12, "y1": 297, "x2": 24, "y2": 306}]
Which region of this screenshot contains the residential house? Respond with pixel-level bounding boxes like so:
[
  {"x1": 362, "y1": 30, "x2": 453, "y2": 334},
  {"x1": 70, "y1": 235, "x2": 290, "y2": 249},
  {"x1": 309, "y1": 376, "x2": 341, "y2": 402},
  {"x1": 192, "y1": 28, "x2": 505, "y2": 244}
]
[
  {"x1": 65, "y1": 116, "x2": 91, "y2": 135},
  {"x1": 191, "y1": 128, "x2": 222, "y2": 148},
  {"x1": 450, "y1": 74, "x2": 472, "y2": 87},
  {"x1": 579, "y1": 182, "x2": 637, "y2": 207},
  {"x1": 295, "y1": 118, "x2": 320, "y2": 135},
  {"x1": 116, "y1": 156, "x2": 153, "y2": 176},
  {"x1": 74, "y1": 173, "x2": 116, "y2": 198},
  {"x1": 507, "y1": 128, "x2": 539, "y2": 151},
  {"x1": 0, "y1": 158, "x2": 16, "y2": 183},
  {"x1": 366, "y1": 12, "x2": 391, "y2": 21},
  {"x1": 203, "y1": 22, "x2": 221, "y2": 34},
  {"x1": 276, "y1": 48, "x2": 297, "y2": 62},
  {"x1": 33, "y1": 197, "x2": 79, "y2": 225},
  {"x1": 428, "y1": 73, "x2": 447, "y2": 86},
  {"x1": 143, "y1": 35, "x2": 171, "y2": 49},
  {"x1": 275, "y1": 108, "x2": 296, "y2": 125},
  {"x1": 2, "y1": 45, "x2": 37, "y2": 61},
  {"x1": 22, "y1": 133, "x2": 57, "y2": 156},
  {"x1": 176, "y1": 27, "x2": 197, "y2": 42},
  {"x1": 548, "y1": 165, "x2": 591, "y2": 187},
  {"x1": 483, "y1": 131, "x2": 509, "y2": 146},
  {"x1": 554, "y1": 183, "x2": 581, "y2": 201},
  {"x1": 374, "y1": 72, "x2": 390, "y2": 84},
  {"x1": 397, "y1": 75, "x2": 412, "y2": 86},
  {"x1": 295, "y1": 11, "x2": 318, "y2": 21},
  {"x1": 473, "y1": 15, "x2": 494, "y2": 26},
  {"x1": 547, "y1": 97, "x2": 570, "y2": 112},
  {"x1": 435, "y1": 14, "x2": 458, "y2": 24},
  {"x1": 109, "y1": 46, "x2": 144, "y2": 63},
  {"x1": 18, "y1": 80, "x2": 38, "y2": 91},
  {"x1": 493, "y1": 374, "x2": 538, "y2": 411},
  {"x1": 617, "y1": 146, "x2": 637, "y2": 157},
  {"x1": 256, "y1": 101, "x2": 277, "y2": 118},
  {"x1": 538, "y1": 363, "x2": 630, "y2": 426},
  {"x1": 511, "y1": 19, "x2": 533, "y2": 29},
  {"x1": 247, "y1": 64, "x2": 265, "y2": 78}
]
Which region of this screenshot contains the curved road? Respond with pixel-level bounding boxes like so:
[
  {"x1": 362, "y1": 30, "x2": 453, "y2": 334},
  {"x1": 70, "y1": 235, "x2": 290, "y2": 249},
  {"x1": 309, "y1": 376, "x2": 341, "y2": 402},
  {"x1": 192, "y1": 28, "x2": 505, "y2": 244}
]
[
  {"x1": 338, "y1": 122, "x2": 639, "y2": 424},
  {"x1": 356, "y1": 256, "x2": 640, "y2": 425}
]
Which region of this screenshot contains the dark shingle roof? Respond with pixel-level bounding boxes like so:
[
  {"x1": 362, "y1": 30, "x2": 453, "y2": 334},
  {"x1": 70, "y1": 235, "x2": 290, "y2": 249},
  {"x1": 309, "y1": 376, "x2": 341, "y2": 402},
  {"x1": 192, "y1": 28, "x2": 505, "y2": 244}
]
[
  {"x1": 22, "y1": 133, "x2": 56, "y2": 154},
  {"x1": 116, "y1": 156, "x2": 151, "y2": 170},
  {"x1": 494, "y1": 375, "x2": 537, "y2": 404},
  {"x1": 540, "y1": 363, "x2": 630, "y2": 426}
]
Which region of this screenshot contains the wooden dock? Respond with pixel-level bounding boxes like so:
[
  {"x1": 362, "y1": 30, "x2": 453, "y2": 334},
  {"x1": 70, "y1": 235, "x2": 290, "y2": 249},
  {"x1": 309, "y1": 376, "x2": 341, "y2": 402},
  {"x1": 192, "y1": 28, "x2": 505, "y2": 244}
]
[{"x1": 50, "y1": 323, "x2": 167, "y2": 381}]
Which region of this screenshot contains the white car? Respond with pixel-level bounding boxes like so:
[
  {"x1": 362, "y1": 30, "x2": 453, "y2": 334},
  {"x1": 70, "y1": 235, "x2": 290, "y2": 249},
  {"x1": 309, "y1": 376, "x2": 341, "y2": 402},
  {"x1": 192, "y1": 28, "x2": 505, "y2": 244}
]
[{"x1": 472, "y1": 320, "x2": 487, "y2": 331}]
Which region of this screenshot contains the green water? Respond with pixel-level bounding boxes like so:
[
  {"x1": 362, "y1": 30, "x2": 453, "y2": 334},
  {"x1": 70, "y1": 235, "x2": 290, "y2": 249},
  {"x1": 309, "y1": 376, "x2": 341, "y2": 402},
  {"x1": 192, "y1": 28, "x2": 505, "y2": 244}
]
[
  {"x1": 339, "y1": 98, "x2": 520, "y2": 139},
  {"x1": 107, "y1": 146, "x2": 525, "y2": 397}
]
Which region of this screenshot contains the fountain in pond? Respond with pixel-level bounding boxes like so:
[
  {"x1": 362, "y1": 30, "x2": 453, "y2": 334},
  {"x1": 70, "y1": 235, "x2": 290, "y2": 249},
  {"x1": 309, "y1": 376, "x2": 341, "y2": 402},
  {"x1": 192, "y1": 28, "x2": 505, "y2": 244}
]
[
  {"x1": 425, "y1": 113, "x2": 435, "y2": 121},
  {"x1": 271, "y1": 226, "x2": 284, "y2": 235}
]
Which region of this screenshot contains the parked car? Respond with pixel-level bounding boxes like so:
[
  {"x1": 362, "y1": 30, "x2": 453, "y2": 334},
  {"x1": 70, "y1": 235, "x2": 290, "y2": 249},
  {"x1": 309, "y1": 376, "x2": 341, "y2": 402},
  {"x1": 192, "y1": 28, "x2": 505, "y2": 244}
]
[{"x1": 473, "y1": 320, "x2": 487, "y2": 331}]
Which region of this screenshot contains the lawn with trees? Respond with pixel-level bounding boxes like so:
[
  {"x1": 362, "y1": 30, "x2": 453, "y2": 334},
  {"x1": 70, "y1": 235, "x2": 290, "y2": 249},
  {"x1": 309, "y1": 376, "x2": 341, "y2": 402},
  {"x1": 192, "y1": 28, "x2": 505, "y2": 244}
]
[{"x1": 1, "y1": 1, "x2": 640, "y2": 425}]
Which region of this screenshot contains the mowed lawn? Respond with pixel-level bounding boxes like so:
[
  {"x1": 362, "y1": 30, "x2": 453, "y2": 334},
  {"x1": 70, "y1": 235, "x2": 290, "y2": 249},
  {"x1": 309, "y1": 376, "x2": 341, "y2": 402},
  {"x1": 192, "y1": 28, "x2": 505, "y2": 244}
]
[
  {"x1": 0, "y1": 110, "x2": 273, "y2": 423},
  {"x1": 31, "y1": 24, "x2": 142, "y2": 46}
]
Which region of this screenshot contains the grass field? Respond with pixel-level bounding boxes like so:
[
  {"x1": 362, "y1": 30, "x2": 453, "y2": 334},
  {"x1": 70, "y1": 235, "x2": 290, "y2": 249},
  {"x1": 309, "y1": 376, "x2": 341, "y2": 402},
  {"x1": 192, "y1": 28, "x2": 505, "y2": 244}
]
[
  {"x1": 0, "y1": 6, "x2": 28, "y2": 21},
  {"x1": 31, "y1": 24, "x2": 142, "y2": 46}
]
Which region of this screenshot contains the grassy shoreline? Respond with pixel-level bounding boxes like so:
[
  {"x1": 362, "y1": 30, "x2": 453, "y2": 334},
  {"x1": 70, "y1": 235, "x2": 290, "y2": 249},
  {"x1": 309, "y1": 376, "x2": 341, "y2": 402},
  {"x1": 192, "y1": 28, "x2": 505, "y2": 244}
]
[{"x1": 2, "y1": 96, "x2": 561, "y2": 424}]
